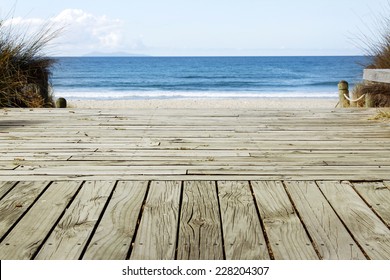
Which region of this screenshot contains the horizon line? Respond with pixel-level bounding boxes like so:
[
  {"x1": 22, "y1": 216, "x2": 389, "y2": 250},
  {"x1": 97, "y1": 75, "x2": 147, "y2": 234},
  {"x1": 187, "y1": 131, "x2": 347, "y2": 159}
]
[{"x1": 50, "y1": 54, "x2": 369, "y2": 58}]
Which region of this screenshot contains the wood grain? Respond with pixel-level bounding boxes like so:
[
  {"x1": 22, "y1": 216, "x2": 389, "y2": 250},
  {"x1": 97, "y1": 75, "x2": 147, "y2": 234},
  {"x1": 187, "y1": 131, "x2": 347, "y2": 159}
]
[
  {"x1": 35, "y1": 181, "x2": 115, "y2": 260},
  {"x1": 0, "y1": 181, "x2": 16, "y2": 199},
  {"x1": 0, "y1": 181, "x2": 81, "y2": 259},
  {"x1": 177, "y1": 181, "x2": 224, "y2": 260},
  {"x1": 251, "y1": 181, "x2": 319, "y2": 260},
  {"x1": 352, "y1": 182, "x2": 390, "y2": 227},
  {"x1": 284, "y1": 181, "x2": 366, "y2": 259},
  {"x1": 83, "y1": 181, "x2": 148, "y2": 260},
  {"x1": 217, "y1": 181, "x2": 270, "y2": 260},
  {"x1": 131, "y1": 181, "x2": 181, "y2": 260},
  {"x1": 0, "y1": 181, "x2": 48, "y2": 239},
  {"x1": 318, "y1": 181, "x2": 390, "y2": 259},
  {"x1": 1, "y1": 107, "x2": 390, "y2": 259},
  {"x1": 1, "y1": 108, "x2": 390, "y2": 181}
]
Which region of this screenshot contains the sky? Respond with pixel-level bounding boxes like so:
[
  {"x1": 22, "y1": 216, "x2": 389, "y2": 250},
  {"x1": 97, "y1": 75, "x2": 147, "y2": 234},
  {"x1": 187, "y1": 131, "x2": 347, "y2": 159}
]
[{"x1": 1, "y1": 0, "x2": 389, "y2": 56}]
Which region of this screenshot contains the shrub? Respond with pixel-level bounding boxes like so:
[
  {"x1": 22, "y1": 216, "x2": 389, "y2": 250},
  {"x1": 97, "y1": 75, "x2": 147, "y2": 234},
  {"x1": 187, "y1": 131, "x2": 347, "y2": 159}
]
[
  {"x1": 0, "y1": 18, "x2": 60, "y2": 108},
  {"x1": 352, "y1": 5, "x2": 390, "y2": 107}
]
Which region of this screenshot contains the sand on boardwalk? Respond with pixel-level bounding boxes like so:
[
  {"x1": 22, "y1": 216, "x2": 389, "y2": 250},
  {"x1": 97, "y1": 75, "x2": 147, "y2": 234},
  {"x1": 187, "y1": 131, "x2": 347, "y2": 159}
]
[{"x1": 67, "y1": 98, "x2": 338, "y2": 109}]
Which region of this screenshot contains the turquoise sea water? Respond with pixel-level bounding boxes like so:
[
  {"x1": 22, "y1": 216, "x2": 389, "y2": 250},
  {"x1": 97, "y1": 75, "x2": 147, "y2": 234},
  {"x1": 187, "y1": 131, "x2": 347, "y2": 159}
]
[{"x1": 52, "y1": 56, "x2": 369, "y2": 100}]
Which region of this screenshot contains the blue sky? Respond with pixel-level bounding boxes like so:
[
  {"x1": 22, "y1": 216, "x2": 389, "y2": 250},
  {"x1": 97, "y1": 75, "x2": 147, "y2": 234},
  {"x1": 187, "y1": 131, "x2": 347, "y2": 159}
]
[{"x1": 1, "y1": 0, "x2": 389, "y2": 56}]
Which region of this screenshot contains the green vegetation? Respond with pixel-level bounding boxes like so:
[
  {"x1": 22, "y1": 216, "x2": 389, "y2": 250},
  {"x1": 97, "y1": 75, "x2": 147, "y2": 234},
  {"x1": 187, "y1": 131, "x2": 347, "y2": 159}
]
[
  {"x1": 0, "y1": 18, "x2": 60, "y2": 108},
  {"x1": 352, "y1": 7, "x2": 390, "y2": 107}
]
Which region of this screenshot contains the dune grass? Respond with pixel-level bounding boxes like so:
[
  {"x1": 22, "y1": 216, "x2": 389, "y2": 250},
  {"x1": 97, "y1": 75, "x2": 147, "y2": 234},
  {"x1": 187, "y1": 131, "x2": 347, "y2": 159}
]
[
  {"x1": 352, "y1": 5, "x2": 390, "y2": 107},
  {"x1": 0, "y1": 18, "x2": 60, "y2": 108},
  {"x1": 369, "y1": 109, "x2": 390, "y2": 121}
]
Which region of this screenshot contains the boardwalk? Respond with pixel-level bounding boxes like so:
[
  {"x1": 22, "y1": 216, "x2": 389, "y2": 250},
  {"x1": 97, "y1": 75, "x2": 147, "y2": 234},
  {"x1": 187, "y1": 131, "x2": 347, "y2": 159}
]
[{"x1": 0, "y1": 107, "x2": 390, "y2": 259}]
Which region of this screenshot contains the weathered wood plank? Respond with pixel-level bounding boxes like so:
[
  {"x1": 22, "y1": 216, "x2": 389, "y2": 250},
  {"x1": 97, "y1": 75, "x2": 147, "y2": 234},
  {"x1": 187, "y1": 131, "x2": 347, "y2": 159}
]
[
  {"x1": 0, "y1": 163, "x2": 17, "y2": 170},
  {"x1": 2, "y1": 132, "x2": 385, "y2": 139},
  {"x1": 352, "y1": 182, "x2": 390, "y2": 227},
  {"x1": 2, "y1": 141, "x2": 390, "y2": 150},
  {"x1": 0, "y1": 174, "x2": 388, "y2": 182},
  {"x1": 35, "y1": 181, "x2": 115, "y2": 260},
  {"x1": 131, "y1": 181, "x2": 181, "y2": 260},
  {"x1": 0, "y1": 181, "x2": 82, "y2": 260},
  {"x1": 2, "y1": 107, "x2": 390, "y2": 182},
  {"x1": 7, "y1": 167, "x2": 187, "y2": 176},
  {"x1": 177, "y1": 181, "x2": 224, "y2": 260},
  {"x1": 7, "y1": 165, "x2": 390, "y2": 177},
  {"x1": 251, "y1": 181, "x2": 319, "y2": 260},
  {"x1": 318, "y1": 181, "x2": 390, "y2": 260},
  {"x1": 82, "y1": 181, "x2": 148, "y2": 260},
  {"x1": 0, "y1": 181, "x2": 16, "y2": 199},
  {"x1": 187, "y1": 166, "x2": 390, "y2": 177},
  {"x1": 284, "y1": 181, "x2": 366, "y2": 260},
  {"x1": 17, "y1": 125, "x2": 376, "y2": 130},
  {"x1": 0, "y1": 181, "x2": 48, "y2": 239},
  {"x1": 217, "y1": 181, "x2": 270, "y2": 260},
  {"x1": 56, "y1": 153, "x2": 390, "y2": 170},
  {"x1": 363, "y1": 69, "x2": 390, "y2": 84},
  {"x1": 5, "y1": 130, "x2": 390, "y2": 139}
]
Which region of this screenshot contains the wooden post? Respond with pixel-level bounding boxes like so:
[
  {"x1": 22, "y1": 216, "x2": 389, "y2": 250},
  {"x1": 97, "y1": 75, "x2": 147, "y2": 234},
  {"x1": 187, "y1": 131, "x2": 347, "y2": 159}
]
[
  {"x1": 349, "y1": 86, "x2": 358, "y2": 107},
  {"x1": 56, "y1": 97, "x2": 67, "y2": 108},
  {"x1": 338, "y1": 81, "x2": 349, "y2": 108},
  {"x1": 365, "y1": 94, "x2": 375, "y2": 108}
]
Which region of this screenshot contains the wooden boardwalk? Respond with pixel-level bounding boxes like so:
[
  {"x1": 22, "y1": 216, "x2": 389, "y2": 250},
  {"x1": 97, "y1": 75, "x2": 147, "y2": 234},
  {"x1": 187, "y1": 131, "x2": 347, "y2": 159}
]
[{"x1": 0, "y1": 107, "x2": 390, "y2": 259}]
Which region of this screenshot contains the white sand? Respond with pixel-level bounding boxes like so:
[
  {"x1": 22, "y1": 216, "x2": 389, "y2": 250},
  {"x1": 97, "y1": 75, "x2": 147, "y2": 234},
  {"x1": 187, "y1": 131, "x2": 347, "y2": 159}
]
[{"x1": 67, "y1": 98, "x2": 338, "y2": 109}]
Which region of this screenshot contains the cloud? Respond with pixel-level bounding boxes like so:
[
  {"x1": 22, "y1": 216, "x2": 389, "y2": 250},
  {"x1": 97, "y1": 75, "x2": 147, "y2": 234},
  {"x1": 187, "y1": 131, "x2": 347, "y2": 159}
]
[
  {"x1": 3, "y1": 9, "x2": 146, "y2": 55},
  {"x1": 3, "y1": 17, "x2": 45, "y2": 26},
  {"x1": 51, "y1": 9, "x2": 125, "y2": 54}
]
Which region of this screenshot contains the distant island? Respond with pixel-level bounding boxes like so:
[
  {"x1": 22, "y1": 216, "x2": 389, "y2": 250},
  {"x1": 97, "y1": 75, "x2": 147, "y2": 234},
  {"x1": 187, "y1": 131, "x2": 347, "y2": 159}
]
[{"x1": 82, "y1": 52, "x2": 149, "y2": 57}]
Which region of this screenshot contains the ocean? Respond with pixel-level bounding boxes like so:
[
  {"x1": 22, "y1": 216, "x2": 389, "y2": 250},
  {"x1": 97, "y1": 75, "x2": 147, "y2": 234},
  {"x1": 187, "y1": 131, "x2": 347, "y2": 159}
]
[{"x1": 51, "y1": 56, "x2": 369, "y2": 100}]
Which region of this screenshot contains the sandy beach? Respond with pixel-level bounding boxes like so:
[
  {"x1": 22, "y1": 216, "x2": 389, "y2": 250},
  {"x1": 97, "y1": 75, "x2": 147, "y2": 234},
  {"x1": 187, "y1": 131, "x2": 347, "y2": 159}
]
[{"x1": 67, "y1": 98, "x2": 339, "y2": 109}]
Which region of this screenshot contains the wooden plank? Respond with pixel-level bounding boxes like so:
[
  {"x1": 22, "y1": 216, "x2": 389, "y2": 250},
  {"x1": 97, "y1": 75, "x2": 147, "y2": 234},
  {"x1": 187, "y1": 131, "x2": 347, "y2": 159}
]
[
  {"x1": 1, "y1": 116, "x2": 381, "y2": 124},
  {"x1": 217, "y1": 181, "x2": 270, "y2": 260},
  {"x1": 23, "y1": 127, "x2": 377, "y2": 133},
  {"x1": 3, "y1": 150, "x2": 390, "y2": 164},
  {"x1": 3, "y1": 141, "x2": 390, "y2": 150},
  {"x1": 2, "y1": 106, "x2": 390, "y2": 182},
  {"x1": 284, "y1": 181, "x2": 366, "y2": 260},
  {"x1": 0, "y1": 163, "x2": 17, "y2": 170},
  {"x1": 11, "y1": 156, "x2": 390, "y2": 168},
  {"x1": 187, "y1": 166, "x2": 390, "y2": 177},
  {"x1": 0, "y1": 174, "x2": 389, "y2": 182},
  {"x1": 10, "y1": 165, "x2": 390, "y2": 175},
  {"x1": 82, "y1": 181, "x2": 148, "y2": 260},
  {"x1": 318, "y1": 181, "x2": 390, "y2": 259},
  {"x1": 363, "y1": 69, "x2": 390, "y2": 84},
  {"x1": 0, "y1": 181, "x2": 81, "y2": 260},
  {"x1": 35, "y1": 181, "x2": 115, "y2": 260},
  {"x1": 131, "y1": 181, "x2": 181, "y2": 260},
  {"x1": 7, "y1": 167, "x2": 187, "y2": 176},
  {"x1": 177, "y1": 181, "x2": 224, "y2": 260},
  {"x1": 352, "y1": 182, "x2": 390, "y2": 227},
  {"x1": 0, "y1": 181, "x2": 16, "y2": 199},
  {"x1": 65, "y1": 152, "x2": 390, "y2": 165},
  {"x1": 5, "y1": 129, "x2": 390, "y2": 138},
  {"x1": 0, "y1": 181, "x2": 48, "y2": 239},
  {"x1": 72, "y1": 150, "x2": 251, "y2": 157},
  {"x1": 251, "y1": 181, "x2": 319, "y2": 260}
]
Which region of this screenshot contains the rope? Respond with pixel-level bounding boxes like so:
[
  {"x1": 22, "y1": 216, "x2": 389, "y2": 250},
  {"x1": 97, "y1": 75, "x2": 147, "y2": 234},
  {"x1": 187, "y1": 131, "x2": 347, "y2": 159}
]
[{"x1": 343, "y1": 93, "x2": 366, "y2": 102}]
